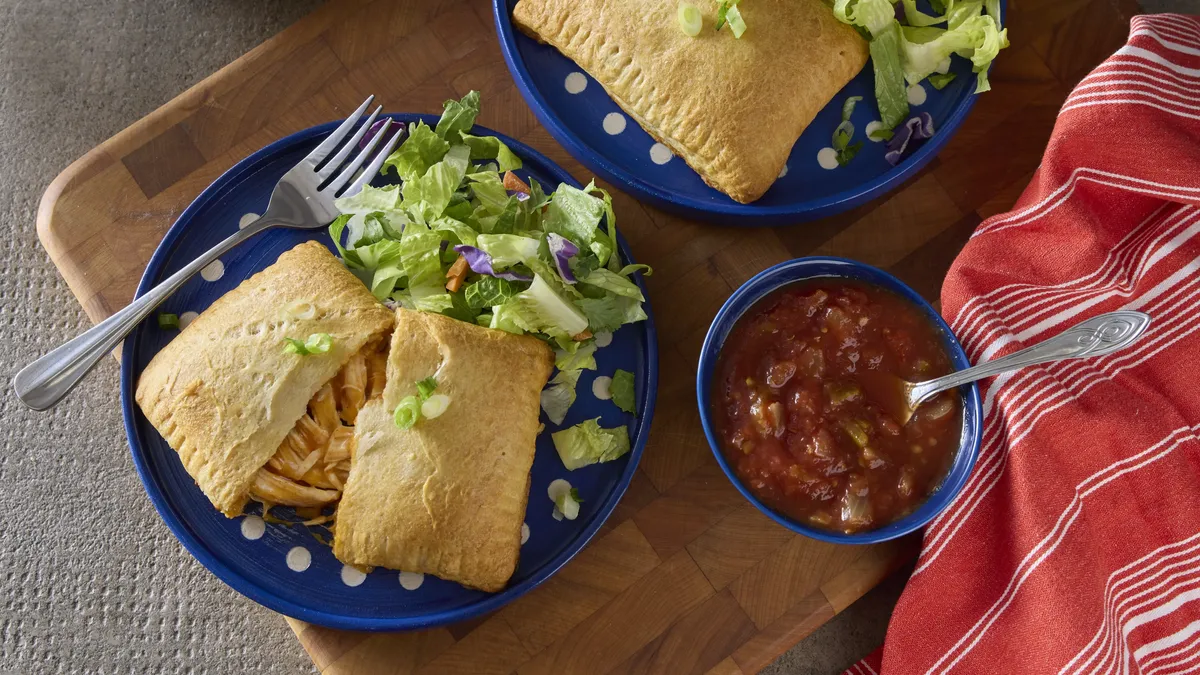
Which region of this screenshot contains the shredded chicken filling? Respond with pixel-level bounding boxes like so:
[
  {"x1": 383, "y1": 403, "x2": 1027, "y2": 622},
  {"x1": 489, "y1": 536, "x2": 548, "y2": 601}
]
[{"x1": 249, "y1": 338, "x2": 388, "y2": 511}]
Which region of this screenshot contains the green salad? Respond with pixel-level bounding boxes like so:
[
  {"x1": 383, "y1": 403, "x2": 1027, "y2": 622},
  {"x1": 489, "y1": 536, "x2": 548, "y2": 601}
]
[
  {"x1": 832, "y1": 0, "x2": 1009, "y2": 130},
  {"x1": 328, "y1": 91, "x2": 645, "y2": 470}
]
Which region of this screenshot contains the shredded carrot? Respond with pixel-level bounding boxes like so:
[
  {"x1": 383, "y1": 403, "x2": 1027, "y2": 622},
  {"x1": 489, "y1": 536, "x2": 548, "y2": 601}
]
[
  {"x1": 573, "y1": 330, "x2": 593, "y2": 341},
  {"x1": 503, "y1": 171, "x2": 531, "y2": 195},
  {"x1": 446, "y1": 255, "x2": 469, "y2": 292}
]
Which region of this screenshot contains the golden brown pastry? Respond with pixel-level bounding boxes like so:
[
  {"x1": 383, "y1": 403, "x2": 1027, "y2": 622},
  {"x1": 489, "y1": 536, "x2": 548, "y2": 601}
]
[
  {"x1": 135, "y1": 241, "x2": 394, "y2": 517},
  {"x1": 333, "y1": 309, "x2": 554, "y2": 592},
  {"x1": 512, "y1": 0, "x2": 868, "y2": 203}
]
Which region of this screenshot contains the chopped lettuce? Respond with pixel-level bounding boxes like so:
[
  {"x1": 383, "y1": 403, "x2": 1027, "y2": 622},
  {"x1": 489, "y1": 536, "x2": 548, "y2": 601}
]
[
  {"x1": 552, "y1": 418, "x2": 631, "y2": 470},
  {"x1": 434, "y1": 90, "x2": 480, "y2": 140},
  {"x1": 541, "y1": 369, "x2": 581, "y2": 425},
  {"x1": 511, "y1": 274, "x2": 589, "y2": 338},
  {"x1": 611, "y1": 369, "x2": 636, "y2": 414},
  {"x1": 460, "y1": 133, "x2": 522, "y2": 172},
  {"x1": 328, "y1": 91, "x2": 652, "y2": 440},
  {"x1": 463, "y1": 276, "x2": 519, "y2": 309},
  {"x1": 382, "y1": 121, "x2": 449, "y2": 180},
  {"x1": 555, "y1": 340, "x2": 597, "y2": 371}
]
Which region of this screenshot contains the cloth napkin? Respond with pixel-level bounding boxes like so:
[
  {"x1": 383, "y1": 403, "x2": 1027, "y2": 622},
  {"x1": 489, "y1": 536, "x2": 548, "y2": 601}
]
[{"x1": 845, "y1": 14, "x2": 1200, "y2": 675}]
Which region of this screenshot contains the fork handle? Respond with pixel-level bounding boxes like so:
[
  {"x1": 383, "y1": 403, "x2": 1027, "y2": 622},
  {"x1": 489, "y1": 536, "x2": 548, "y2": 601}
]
[
  {"x1": 908, "y1": 310, "x2": 1152, "y2": 406},
  {"x1": 13, "y1": 218, "x2": 273, "y2": 411}
]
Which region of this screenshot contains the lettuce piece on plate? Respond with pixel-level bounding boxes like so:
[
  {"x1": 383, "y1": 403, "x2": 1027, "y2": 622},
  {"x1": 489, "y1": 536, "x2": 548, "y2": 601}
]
[
  {"x1": 459, "y1": 133, "x2": 522, "y2": 172},
  {"x1": 610, "y1": 369, "x2": 636, "y2": 414},
  {"x1": 540, "y1": 369, "x2": 582, "y2": 425},
  {"x1": 464, "y1": 277, "x2": 519, "y2": 309},
  {"x1": 382, "y1": 121, "x2": 450, "y2": 180},
  {"x1": 476, "y1": 233, "x2": 540, "y2": 267},
  {"x1": 434, "y1": 90, "x2": 480, "y2": 140},
  {"x1": 551, "y1": 418, "x2": 631, "y2": 470},
  {"x1": 509, "y1": 274, "x2": 589, "y2": 338}
]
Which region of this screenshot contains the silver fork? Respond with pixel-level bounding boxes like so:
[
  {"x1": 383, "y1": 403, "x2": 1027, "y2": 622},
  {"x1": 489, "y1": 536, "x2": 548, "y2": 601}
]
[{"x1": 14, "y1": 96, "x2": 404, "y2": 411}]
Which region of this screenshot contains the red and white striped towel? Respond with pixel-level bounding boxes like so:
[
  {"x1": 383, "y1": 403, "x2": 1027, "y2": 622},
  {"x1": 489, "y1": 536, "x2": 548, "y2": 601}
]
[{"x1": 845, "y1": 14, "x2": 1200, "y2": 675}]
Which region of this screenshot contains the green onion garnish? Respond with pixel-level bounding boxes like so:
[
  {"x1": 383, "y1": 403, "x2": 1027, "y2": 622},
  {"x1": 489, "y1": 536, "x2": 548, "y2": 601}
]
[
  {"x1": 416, "y1": 377, "x2": 438, "y2": 400},
  {"x1": 158, "y1": 313, "x2": 180, "y2": 330},
  {"x1": 678, "y1": 2, "x2": 702, "y2": 37},
  {"x1": 393, "y1": 395, "x2": 422, "y2": 430},
  {"x1": 283, "y1": 333, "x2": 334, "y2": 356},
  {"x1": 725, "y1": 5, "x2": 746, "y2": 38}
]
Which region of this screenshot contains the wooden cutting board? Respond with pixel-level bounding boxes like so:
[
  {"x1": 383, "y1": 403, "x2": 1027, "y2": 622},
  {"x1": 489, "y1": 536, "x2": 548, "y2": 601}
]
[{"x1": 36, "y1": 0, "x2": 1136, "y2": 672}]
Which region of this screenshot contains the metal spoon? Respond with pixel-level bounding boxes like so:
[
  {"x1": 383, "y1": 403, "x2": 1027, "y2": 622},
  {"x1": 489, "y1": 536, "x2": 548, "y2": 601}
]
[{"x1": 859, "y1": 310, "x2": 1151, "y2": 425}]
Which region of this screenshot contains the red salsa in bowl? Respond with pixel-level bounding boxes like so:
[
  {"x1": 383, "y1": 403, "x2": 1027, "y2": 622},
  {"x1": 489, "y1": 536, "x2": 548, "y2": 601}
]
[{"x1": 711, "y1": 279, "x2": 962, "y2": 534}]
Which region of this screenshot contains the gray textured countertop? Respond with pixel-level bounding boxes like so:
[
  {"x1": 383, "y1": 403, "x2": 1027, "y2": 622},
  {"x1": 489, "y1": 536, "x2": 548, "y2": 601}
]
[{"x1": 15, "y1": 0, "x2": 1188, "y2": 672}]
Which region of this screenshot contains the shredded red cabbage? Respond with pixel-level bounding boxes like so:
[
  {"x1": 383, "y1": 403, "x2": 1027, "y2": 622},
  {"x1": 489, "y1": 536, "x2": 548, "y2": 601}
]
[
  {"x1": 884, "y1": 113, "x2": 935, "y2": 167},
  {"x1": 453, "y1": 245, "x2": 533, "y2": 282},
  {"x1": 546, "y1": 233, "x2": 579, "y2": 284}
]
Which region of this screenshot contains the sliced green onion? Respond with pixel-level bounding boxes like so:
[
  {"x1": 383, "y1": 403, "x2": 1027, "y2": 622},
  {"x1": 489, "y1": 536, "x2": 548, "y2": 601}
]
[
  {"x1": 726, "y1": 5, "x2": 746, "y2": 38},
  {"x1": 416, "y1": 377, "x2": 438, "y2": 400},
  {"x1": 157, "y1": 313, "x2": 180, "y2": 330},
  {"x1": 420, "y1": 393, "x2": 451, "y2": 420},
  {"x1": 283, "y1": 333, "x2": 333, "y2": 356},
  {"x1": 678, "y1": 2, "x2": 703, "y2": 37},
  {"x1": 715, "y1": 0, "x2": 733, "y2": 30},
  {"x1": 555, "y1": 488, "x2": 582, "y2": 520},
  {"x1": 281, "y1": 300, "x2": 316, "y2": 320},
  {"x1": 393, "y1": 395, "x2": 422, "y2": 430},
  {"x1": 928, "y1": 72, "x2": 957, "y2": 90}
]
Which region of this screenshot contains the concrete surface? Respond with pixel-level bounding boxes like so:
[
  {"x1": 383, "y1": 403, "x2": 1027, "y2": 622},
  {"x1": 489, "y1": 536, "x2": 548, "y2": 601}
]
[{"x1": 0, "y1": 1, "x2": 1188, "y2": 673}]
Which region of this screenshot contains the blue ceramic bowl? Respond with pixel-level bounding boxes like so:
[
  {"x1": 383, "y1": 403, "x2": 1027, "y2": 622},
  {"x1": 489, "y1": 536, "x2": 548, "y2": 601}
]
[
  {"x1": 120, "y1": 115, "x2": 658, "y2": 630},
  {"x1": 696, "y1": 258, "x2": 982, "y2": 544}
]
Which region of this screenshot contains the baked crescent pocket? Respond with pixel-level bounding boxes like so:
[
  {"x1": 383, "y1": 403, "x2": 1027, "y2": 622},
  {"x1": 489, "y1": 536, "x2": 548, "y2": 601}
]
[
  {"x1": 333, "y1": 309, "x2": 554, "y2": 592},
  {"x1": 512, "y1": 0, "x2": 868, "y2": 203},
  {"x1": 135, "y1": 241, "x2": 394, "y2": 517}
]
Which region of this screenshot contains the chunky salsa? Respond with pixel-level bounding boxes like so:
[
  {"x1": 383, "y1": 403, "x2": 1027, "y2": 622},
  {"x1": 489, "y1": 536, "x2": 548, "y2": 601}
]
[{"x1": 712, "y1": 279, "x2": 962, "y2": 534}]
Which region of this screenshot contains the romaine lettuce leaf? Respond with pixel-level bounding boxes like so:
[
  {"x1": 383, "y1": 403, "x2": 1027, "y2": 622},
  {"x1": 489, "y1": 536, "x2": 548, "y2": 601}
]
[
  {"x1": 460, "y1": 133, "x2": 522, "y2": 172},
  {"x1": 382, "y1": 121, "x2": 449, "y2": 180},
  {"x1": 540, "y1": 369, "x2": 581, "y2": 425},
  {"x1": 476, "y1": 233, "x2": 540, "y2": 268},
  {"x1": 429, "y1": 215, "x2": 478, "y2": 247},
  {"x1": 543, "y1": 182, "x2": 605, "y2": 255},
  {"x1": 512, "y1": 274, "x2": 589, "y2": 337},
  {"x1": 435, "y1": 91, "x2": 481, "y2": 140},
  {"x1": 899, "y1": 0, "x2": 944, "y2": 26},
  {"x1": 579, "y1": 268, "x2": 645, "y2": 301},
  {"x1": 334, "y1": 183, "x2": 401, "y2": 215},
  {"x1": 489, "y1": 302, "x2": 526, "y2": 334},
  {"x1": 464, "y1": 276, "x2": 520, "y2": 309},
  {"x1": 871, "y1": 22, "x2": 910, "y2": 129},
  {"x1": 551, "y1": 418, "x2": 631, "y2": 470},
  {"x1": 403, "y1": 146, "x2": 470, "y2": 220},
  {"x1": 467, "y1": 171, "x2": 511, "y2": 216},
  {"x1": 555, "y1": 340, "x2": 597, "y2": 371},
  {"x1": 579, "y1": 294, "x2": 647, "y2": 333},
  {"x1": 610, "y1": 369, "x2": 636, "y2": 414}
]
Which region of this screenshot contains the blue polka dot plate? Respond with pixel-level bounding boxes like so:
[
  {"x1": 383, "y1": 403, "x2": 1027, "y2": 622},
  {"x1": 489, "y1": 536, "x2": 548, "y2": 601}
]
[
  {"x1": 120, "y1": 115, "x2": 658, "y2": 631},
  {"x1": 493, "y1": 0, "x2": 1002, "y2": 226}
]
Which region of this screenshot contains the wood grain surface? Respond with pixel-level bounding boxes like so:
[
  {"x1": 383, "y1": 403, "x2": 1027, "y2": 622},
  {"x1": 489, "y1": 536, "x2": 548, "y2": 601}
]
[{"x1": 36, "y1": 0, "x2": 1137, "y2": 672}]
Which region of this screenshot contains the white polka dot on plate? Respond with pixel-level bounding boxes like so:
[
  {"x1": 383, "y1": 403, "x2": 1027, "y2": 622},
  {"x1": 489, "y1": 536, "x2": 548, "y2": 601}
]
[
  {"x1": 778, "y1": 164, "x2": 789, "y2": 179},
  {"x1": 200, "y1": 260, "x2": 224, "y2": 282},
  {"x1": 521, "y1": 522, "x2": 530, "y2": 545},
  {"x1": 817, "y1": 147, "x2": 839, "y2": 171},
  {"x1": 240, "y1": 516, "x2": 265, "y2": 540},
  {"x1": 399, "y1": 571, "x2": 424, "y2": 590},
  {"x1": 238, "y1": 213, "x2": 260, "y2": 229},
  {"x1": 593, "y1": 331, "x2": 613, "y2": 348},
  {"x1": 341, "y1": 565, "x2": 366, "y2": 587},
  {"x1": 906, "y1": 83, "x2": 927, "y2": 106},
  {"x1": 286, "y1": 546, "x2": 311, "y2": 572},
  {"x1": 649, "y1": 143, "x2": 672, "y2": 165},
  {"x1": 179, "y1": 311, "x2": 199, "y2": 330},
  {"x1": 564, "y1": 72, "x2": 588, "y2": 94},
  {"x1": 592, "y1": 376, "x2": 612, "y2": 401},
  {"x1": 865, "y1": 121, "x2": 886, "y2": 143},
  {"x1": 602, "y1": 112, "x2": 627, "y2": 135}
]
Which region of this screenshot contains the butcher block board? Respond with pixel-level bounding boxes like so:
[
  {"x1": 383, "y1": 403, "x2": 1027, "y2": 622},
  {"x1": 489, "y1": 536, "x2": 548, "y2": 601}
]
[{"x1": 36, "y1": 0, "x2": 1137, "y2": 672}]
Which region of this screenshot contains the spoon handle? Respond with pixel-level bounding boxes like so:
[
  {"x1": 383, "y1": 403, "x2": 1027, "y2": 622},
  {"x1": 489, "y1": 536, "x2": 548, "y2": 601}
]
[{"x1": 909, "y1": 310, "x2": 1152, "y2": 405}]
